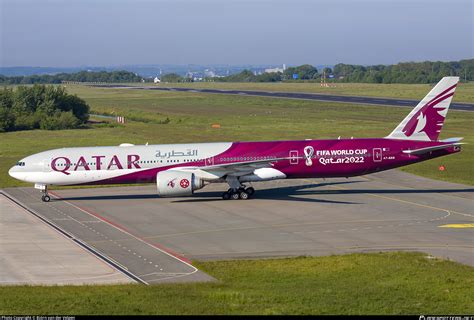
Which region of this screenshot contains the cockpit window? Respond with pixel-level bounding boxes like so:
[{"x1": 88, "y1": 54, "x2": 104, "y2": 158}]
[{"x1": 16, "y1": 162, "x2": 26, "y2": 166}]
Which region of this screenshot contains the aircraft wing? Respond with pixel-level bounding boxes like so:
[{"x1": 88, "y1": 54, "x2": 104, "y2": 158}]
[
  {"x1": 175, "y1": 157, "x2": 292, "y2": 179},
  {"x1": 403, "y1": 142, "x2": 463, "y2": 155}
]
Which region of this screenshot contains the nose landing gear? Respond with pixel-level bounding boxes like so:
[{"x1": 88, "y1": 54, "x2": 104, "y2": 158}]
[
  {"x1": 41, "y1": 193, "x2": 51, "y2": 202},
  {"x1": 35, "y1": 184, "x2": 51, "y2": 202}
]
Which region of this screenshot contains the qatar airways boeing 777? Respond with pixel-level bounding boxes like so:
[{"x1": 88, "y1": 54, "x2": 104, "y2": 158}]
[{"x1": 9, "y1": 77, "x2": 463, "y2": 202}]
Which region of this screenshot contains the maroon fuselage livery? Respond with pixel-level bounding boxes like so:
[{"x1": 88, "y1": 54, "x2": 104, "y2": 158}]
[{"x1": 88, "y1": 138, "x2": 459, "y2": 185}]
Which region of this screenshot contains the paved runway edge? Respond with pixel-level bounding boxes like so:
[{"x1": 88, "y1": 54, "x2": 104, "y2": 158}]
[
  {"x1": 0, "y1": 189, "x2": 215, "y2": 285},
  {"x1": 0, "y1": 190, "x2": 144, "y2": 284},
  {"x1": 92, "y1": 85, "x2": 474, "y2": 112}
]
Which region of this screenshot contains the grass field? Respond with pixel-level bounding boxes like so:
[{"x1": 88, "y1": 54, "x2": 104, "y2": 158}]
[
  {"x1": 1, "y1": 252, "x2": 472, "y2": 315},
  {"x1": 151, "y1": 81, "x2": 474, "y2": 103},
  {"x1": 1, "y1": 85, "x2": 472, "y2": 187}
]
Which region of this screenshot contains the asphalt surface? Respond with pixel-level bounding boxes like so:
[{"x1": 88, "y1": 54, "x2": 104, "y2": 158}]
[
  {"x1": 1, "y1": 189, "x2": 215, "y2": 285},
  {"x1": 0, "y1": 194, "x2": 132, "y2": 285},
  {"x1": 92, "y1": 85, "x2": 474, "y2": 112},
  {"x1": 2, "y1": 170, "x2": 472, "y2": 287}
]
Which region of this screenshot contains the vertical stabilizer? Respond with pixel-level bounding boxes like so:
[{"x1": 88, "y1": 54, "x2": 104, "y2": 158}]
[{"x1": 386, "y1": 77, "x2": 459, "y2": 141}]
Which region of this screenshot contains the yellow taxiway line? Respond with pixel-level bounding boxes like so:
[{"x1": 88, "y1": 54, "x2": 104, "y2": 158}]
[{"x1": 439, "y1": 224, "x2": 474, "y2": 228}]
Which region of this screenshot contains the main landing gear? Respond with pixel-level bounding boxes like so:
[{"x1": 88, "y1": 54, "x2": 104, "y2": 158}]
[
  {"x1": 221, "y1": 176, "x2": 255, "y2": 200},
  {"x1": 222, "y1": 187, "x2": 255, "y2": 200}
]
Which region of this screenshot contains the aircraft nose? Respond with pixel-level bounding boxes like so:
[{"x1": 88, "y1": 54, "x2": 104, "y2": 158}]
[
  {"x1": 8, "y1": 166, "x2": 18, "y2": 178},
  {"x1": 8, "y1": 165, "x2": 24, "y2": 181}
]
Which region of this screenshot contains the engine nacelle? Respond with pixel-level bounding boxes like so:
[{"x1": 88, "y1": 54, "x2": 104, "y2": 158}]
[{"x1": 156, "y1": 170, "x2": 204, "y2": 197}]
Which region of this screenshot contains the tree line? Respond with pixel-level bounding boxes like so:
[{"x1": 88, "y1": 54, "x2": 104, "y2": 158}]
[
  {"x1": 332, "y1": 59, "x2": 473, "y2": 83},
  {"x1": 0, "y1": 70, "x2": 142, "y2": 85},
  {"x1": 0, "y1": 85, "x2": 90, "y2": 132},
  {"x1": 1, "y1": 60, "x2": 472, "y2": 85},
  {"x1": 209, "y1": 64, "x2": 320, "y2": 82},
  {"x1": 159, "y1": 59, "x2": 473, "y2": 84}
]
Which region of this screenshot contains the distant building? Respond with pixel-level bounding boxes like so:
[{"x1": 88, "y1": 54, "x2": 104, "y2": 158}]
[
  {"x1": 154, "y1": 77, "x2": 161, "y2": 83},
  {"x1": 264, "y1": 64, "x2": 286, "y2": 74},
  {"x1": 204, "y1": 69, "x2": 216, "y2": 78}
]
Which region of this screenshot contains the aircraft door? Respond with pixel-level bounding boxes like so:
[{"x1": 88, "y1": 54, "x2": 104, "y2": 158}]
[
  {"x1": 289, "y1": 150, "x2": 299, "y2": 164},
  {"x1": 43, "y1": 158, "x2": 51, "y2": 172},
  {"x1": 373, "y1": 148, "x2": 382, "y2": 162},
  {"x1": 205, "y1": 156, "x2": 214, "y2": 166}
]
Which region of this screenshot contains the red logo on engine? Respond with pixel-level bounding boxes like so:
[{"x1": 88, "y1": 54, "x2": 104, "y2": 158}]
[{"x1": 180, "y1": 179, "x2": 190, "y2": 188}]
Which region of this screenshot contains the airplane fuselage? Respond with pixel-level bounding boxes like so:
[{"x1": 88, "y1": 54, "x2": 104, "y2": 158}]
[
  {"x1": 7, "y1": 76, "x2": 462, "y2": 201},
  {"x1": 9, "y1": 138, "x2": 459, "y2": 186}
]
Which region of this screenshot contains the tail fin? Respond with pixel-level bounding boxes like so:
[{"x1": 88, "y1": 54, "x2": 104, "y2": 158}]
[{"x1": 386, "y1": 76, "x2": 459, "y2": 141}]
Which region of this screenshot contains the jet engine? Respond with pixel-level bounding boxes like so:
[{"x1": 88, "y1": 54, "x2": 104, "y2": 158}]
[{"x1": 156, "y1": 170, "x2": 204, "y2": 197}]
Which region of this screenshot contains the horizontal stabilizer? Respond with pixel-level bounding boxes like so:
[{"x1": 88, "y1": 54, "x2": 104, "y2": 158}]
[
  {"x1": 403, "y1": 143, "x2": 463, "y2": 155},
  {"x1": 440, "y1": 137, "x2": 464, "y2": 143}
]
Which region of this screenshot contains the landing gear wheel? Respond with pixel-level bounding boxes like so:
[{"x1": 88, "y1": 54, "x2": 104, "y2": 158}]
[
  {"x1": 222, "y1": 192, "x2": 231, "y2": 200},
  {"x1": 39, "y1": 185, "x2": 50, "y2": 203},
  {"x1": 231, "y1": 192, "x2": 240, "y2": 200},
  {"x1": 239, "y1": 191, "x2": 249, "y2": 200},
  {"x1": 246, "y1": 187, "x2": 255, "y2": 197}
]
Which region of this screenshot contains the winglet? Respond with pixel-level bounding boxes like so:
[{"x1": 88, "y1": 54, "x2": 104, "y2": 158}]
[{"x1": 386, "y1": 77, "x2": 459, "y2": 141}]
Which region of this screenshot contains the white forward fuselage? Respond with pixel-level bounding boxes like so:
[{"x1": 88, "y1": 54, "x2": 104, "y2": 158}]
[{"x1": 8, "y1": 142, "x2": 233, "y2": 186}]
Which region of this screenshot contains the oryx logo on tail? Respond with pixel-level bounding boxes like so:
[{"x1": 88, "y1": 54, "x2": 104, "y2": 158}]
[
  {"x1": 402, "y1": 84, "x2": 456, "y2": 140},
  {"x1": 387, "y1": 77, "x2": 459, "y2": 142}
]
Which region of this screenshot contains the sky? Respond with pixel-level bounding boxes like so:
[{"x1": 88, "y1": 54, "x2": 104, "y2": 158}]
[{"x1": 0, "y1": 0, "x2": 472, "y2": 67}]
